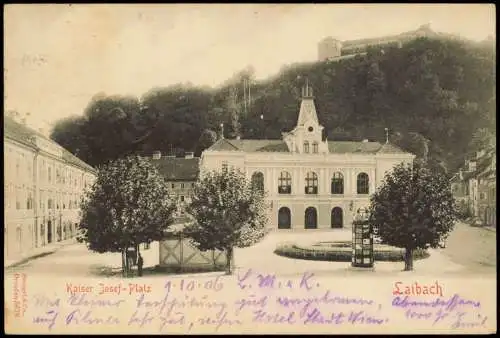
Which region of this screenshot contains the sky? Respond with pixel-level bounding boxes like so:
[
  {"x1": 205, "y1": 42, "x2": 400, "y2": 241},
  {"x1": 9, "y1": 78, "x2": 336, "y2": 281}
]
[{"x1": 4, "y1": 4, "x2": 496, "y2": 133}]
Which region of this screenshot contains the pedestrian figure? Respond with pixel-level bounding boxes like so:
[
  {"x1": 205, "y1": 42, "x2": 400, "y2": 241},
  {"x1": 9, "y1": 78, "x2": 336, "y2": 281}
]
[{"x1": 137, "y1": 253, "x2": 144, "y2": 277}]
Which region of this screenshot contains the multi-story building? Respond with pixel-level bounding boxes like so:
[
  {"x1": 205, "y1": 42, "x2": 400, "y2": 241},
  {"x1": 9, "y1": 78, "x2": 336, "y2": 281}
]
[
  {"x1": 318, "y1": 24, "x2": 461, "y2": 61},
  {"x1": 200, "y1": 84, "x2": 415, "y2": 230},
  {"x1": 471, "y1": 149, "x2": 495, "y2": 226},
  {"x1": 452, "y1": 147, "x2": 496, "y2": 227},
  {"x1": 318, "y1": 37, "x2": 343, "y2": 61},
  {"x1": 149, "y1": 151, "x2": 200, "y2": 219},
  {"x1": 4, "y1": 116, "x2": 96, "y2": 263}
]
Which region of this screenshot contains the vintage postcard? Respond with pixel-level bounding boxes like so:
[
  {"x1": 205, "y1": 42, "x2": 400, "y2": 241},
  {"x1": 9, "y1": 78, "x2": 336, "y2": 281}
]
[{"x1": 4, "y1": 4, "x2": 496, "y2": 334}]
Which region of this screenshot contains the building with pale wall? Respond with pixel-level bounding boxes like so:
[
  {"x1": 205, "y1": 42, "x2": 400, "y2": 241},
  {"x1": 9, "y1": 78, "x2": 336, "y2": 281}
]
[
  {"x1": 318, "y1": 37, "x2": 343, "y2": 61},
  {"x1": 453, "y1": 147, "x2": 496, "y2": 226},
  {"x1": 4, "y1": 116, "x2": 96, "y2": 263},
  {"x1": 200, "y1": 84, "x2": 415, "y2": 230},
  {"x1": 317, "y1": 24, "x2": 460, "y2": 61},
  {"x1": 149, "y1": 151, "x2": 200, "y2": 219}
]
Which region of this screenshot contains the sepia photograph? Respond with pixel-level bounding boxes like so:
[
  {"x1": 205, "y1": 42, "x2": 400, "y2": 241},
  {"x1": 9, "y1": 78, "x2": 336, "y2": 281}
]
[{"x1": 4, "y1": 4, "x2": 496, "y2": 334}]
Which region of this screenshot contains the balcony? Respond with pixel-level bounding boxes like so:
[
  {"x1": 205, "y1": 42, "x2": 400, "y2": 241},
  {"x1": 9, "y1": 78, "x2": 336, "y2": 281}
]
[
  {"x1": 305, "y1": 186, "x2": 318, "y2": 195},
  {"x1": 278, "y1": 186, "x2": 291, "y2": 194}
]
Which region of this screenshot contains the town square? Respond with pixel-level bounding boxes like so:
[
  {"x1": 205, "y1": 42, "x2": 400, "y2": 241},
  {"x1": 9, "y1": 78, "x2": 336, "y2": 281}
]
[{"x1": 4, "y1": 4, "x2": 496, "y2": 335}]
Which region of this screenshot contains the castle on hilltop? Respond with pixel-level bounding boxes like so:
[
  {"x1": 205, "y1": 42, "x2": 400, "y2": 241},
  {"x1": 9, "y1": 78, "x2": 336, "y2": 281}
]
[{"x1": 318, "y1": 24, "x2": 462, "y2": 61}]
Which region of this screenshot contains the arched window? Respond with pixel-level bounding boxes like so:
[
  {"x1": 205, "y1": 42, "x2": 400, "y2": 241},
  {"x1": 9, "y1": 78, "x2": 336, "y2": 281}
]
[
  {"x1": 331, "y1": 172, "x2": 344, "y2": 194},
  {"x1": 305, "y1": 172, "x2": 318, "y2": 194},
  {"x1": 251, "y1": 172, "x2": 264, "y2": 192},
  {"x1": 305, "y1": 207, "x2": 317, "y2": 229},
  {"x1": 357, "y1": 173, "x2": 369, "y2": 194},
  {"x1": 278, "y1": 207, "x2": 291, "y2": 229},
  {"x1": 331, "y1": 207, "x2": 343, "y2": 228},
  {"x1": 303, "y1": 141, "x2": 309, "y2": 153},
  {"x1": 278, "y1": 171, "x2": 292, "y2": 194},
  {"x1": 312, "y1": 142, "x2": 318, "y2": 154}
]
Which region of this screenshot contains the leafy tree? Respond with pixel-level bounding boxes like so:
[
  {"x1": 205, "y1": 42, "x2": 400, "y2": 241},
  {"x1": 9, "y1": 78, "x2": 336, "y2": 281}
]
[
  {"x1": 51, "y1": 94, "x2": 158, "y2": 167},
  {"x1": 468, "y1": 128, "x2": 496, "y2": 155},
  {"x1": 185, "y1": 167, "x2": 269, "y2": 275},
  {"x1": 369, "y1": 160, "x2": 457, "y2": 271},
  {"x1": 77, "y1": 156, "x2": 176, "y2": 277},
  {"x1": 50, "y1": 37, "x2": 494, "y2": 173},
  {"x1": 393, "y1": 132, "x2": 430, "y2": 160},
  {"x1": 140, "y1": 85, "x2": 212, "y2": 155},
  {"x1": 50, "y1": 115, "x2": 90, "y2": 160},
  {"x1": 196, "y1": 129, "x2": 218, "y2": 155}
]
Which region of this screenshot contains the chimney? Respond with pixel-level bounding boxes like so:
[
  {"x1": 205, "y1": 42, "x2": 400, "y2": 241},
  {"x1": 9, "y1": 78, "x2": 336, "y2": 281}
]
[
  {"x1": 220, "y1": 123, "x2": 225, "y2": 140},
  {"x1": 236, "y1": 136, "x2": 241, "y2": 140},
  {"x1": 152, "y1": 151, "x2": 161, "y2": 160},
  {"x1": 185, "y1": 152, "x2": 194, "y2": 159}
]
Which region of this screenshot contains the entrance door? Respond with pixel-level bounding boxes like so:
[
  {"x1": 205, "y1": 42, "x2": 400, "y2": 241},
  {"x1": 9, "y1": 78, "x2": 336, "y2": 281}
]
[
  {"x1": 485, "y1": 207, "x2": 491, "y2": 225},
  {"x1": 331, "y1": 207, "x2": 343, "y2": 228},
  {"x1": 47, "y1": 220, "x2": 52, "y2": 244},
  {"x1": 278, "y1": 207, "x2": 291, "y2": 229},
  {"x1": 304, "y1": 207, "x2": 317, "y2": 229}
]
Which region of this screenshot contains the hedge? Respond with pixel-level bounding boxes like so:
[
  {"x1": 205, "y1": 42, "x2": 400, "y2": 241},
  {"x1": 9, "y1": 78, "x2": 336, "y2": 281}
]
[{"x1": 274, "y1": 241, "x2": 429, "y2": 262}]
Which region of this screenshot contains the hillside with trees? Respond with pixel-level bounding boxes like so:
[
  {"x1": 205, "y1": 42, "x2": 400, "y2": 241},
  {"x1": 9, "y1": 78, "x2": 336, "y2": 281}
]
[{"x1": 51, "y1": 37, "x2": 495, "y2": 172}]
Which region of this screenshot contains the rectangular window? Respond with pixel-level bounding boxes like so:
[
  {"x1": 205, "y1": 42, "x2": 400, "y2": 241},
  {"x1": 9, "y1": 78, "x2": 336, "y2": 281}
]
[
  {"x1": 180, "y1": 195, "x2": 185, "y2": 202},
  {"x1": 16, "y1": 188, "x2": 21, "y2": 210},
  {"x1": 278, "y1": 171, "x2": 292, "y2": 194},
  {"x1": 171, "y1": 183, "x2": 175, "y2": 189},
  {"x1": 305, "y1": 172, "x2": 318, "y2": 195},
  {"x1": 303, "y1": 142, "x2": 310, "y2": 154},
  {"x1": 181, "y1": 183, "x2": 185, "y2": 189}
]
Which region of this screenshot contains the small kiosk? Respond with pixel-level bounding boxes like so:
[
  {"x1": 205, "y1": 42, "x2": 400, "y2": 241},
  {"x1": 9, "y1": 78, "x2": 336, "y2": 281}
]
[{"x1": 351, "y1": 207, "x2": 374, "y2": 268}]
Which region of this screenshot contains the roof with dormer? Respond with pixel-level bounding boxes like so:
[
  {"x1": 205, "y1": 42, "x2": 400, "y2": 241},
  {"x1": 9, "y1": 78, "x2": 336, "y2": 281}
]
[{"x1": 206, "y1": 138, "x2": 409, "y2": 155}]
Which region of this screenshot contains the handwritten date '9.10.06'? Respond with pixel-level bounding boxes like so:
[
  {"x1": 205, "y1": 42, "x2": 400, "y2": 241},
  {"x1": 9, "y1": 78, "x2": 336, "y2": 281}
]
[{"x1": 28, "y1": 269, "x2": 489, "y2": 333}]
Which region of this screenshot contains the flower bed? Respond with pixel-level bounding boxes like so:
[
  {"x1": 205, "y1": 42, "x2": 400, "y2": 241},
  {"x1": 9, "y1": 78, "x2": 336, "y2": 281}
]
[{"x1": 274, "y1": 241, "x2": 429, "y2": 262}]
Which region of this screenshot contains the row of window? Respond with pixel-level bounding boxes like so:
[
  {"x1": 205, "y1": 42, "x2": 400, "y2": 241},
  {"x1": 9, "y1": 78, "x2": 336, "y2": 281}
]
[
  {"x1": 303, "y1": 141, "x2": 319, "y2": 154},
  {"x1": 6, "y1": 151, "x2": 33, "y2": 184},
  {"x1": 277, "y1": 206, "x2": 344, "y2": 229},
  {"x1": 7, "y1": 152, "x2": 92, "y2": 189},
  {"x1": 5, "y1": 188, "x2": 83, "y2": 211},
  {"x1": 171, "y1": 182, "x2": 195, "y2": 190},
  {"x1": 251, "y1": 171, "x2": 370, "y2": 195}
]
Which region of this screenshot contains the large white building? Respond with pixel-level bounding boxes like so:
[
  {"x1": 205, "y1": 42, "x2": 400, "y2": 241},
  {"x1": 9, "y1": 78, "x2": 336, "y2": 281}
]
[
  {"x1": 4, "y1": 116, "x2": 96, "y2": 263},
  {"x1": 200, "y1": 84, "x2": 415, "y2": 230}
]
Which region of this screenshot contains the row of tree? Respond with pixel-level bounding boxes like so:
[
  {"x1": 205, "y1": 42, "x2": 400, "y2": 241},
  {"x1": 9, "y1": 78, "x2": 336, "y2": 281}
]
[
  {"x1": 51, "y1": 37, "x2": 495, "y2": 172},
  {"x1": 78, "y1": 155, "x2": 456, "y2": 275},
  {"x1": 77, "y1": 156, "x2": 268, "y2": 276}
]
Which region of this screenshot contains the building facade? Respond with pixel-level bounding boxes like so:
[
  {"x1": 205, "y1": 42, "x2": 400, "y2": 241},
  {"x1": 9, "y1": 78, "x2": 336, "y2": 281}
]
[
  {"x1": 4, "y1": 116, "x2": 96, "y2": 263},
  {"x1": 317, "y1": 24, "x2": 461, "y2": 61},
  {"x1": 318, "y1": 37, "x2": 343, "y2": 61},
  {"x1": 200, "y1": 85, "x2": 415, "y2": 230},
  {"x1": 454, "y1": 147, "x2": 496, "y2": 226},
  {"x1": 149, "y1": 152, "x2": 200, "y2": 220}
]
